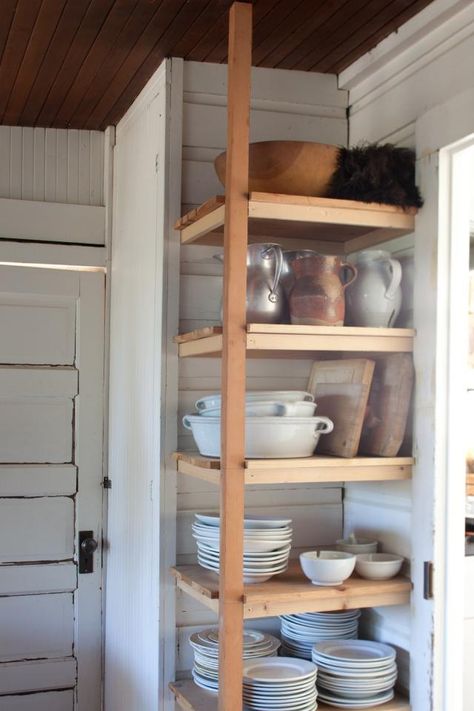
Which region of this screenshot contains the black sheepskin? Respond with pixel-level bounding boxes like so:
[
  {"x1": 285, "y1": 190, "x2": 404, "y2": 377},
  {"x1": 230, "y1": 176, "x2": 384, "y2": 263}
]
[{"x1": 327, "y1": 143, "x2": 423, "y2": 208}]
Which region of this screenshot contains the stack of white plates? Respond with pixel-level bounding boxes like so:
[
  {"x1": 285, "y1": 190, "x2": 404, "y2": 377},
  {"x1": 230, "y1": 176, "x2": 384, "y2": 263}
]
[
  {"x1": 312, "y1": 640, "x2": 398, "y2": 708},
  {"x1": 280, "y1": 610, "x2": 360, "y2": 659},
  {"x1": 192, "y1": 513, "x2": 293, "y2": 584},
  {"x1": 190, "y1": 628, "x2": 281, "y2": 693},
  {"x1": 243, "y1": 657, "x2": 318, "y2": 711}
]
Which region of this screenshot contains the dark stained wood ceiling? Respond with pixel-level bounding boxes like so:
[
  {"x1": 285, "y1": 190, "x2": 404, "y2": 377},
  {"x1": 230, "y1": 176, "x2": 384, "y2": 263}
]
[{"x1": 0, "y1": 0, "x2": 434, "y2": 130}]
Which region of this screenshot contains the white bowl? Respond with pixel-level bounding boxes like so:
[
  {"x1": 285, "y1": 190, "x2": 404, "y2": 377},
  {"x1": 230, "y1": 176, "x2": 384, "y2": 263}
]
[
  {"x1": 182, "y1": 415, "x2": 333, "y2": 458},
  {"x1": 336, "y1": 538, "x2": 378, "y2": 554},
  {"x1": 299, "y1": 551, "x2": 356, "y2": 586},
  {"x1": 201, "y1": 400, "x2": 317, "y2": 418},
  {"x1": 355, "y1": 554, "x2": 404, "y2": 580},
  {"x1": 195, "y1": 391, "x2": 314, "y2": 412}
]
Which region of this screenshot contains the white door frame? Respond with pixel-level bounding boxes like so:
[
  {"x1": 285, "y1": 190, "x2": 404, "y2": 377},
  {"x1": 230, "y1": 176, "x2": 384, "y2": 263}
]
[{"x1": 415, "y1": 90, "x2": 474, "y2": 711}]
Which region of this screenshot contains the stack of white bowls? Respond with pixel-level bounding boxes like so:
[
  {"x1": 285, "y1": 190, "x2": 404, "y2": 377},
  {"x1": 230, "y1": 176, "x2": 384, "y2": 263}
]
[
  {"x1": 243, "y1": 657, "x2": 318, "y2": 711},
  {"x1": 192, "y1": 513, "x2": 292, "y2": 584},
  {"x1": 312, "y1": 640, "x2": 398, "y2": 708},
  {"x1": 183, "y1": 391, "x2": 334, "y2": 458},
  {"x1": 280, "y1": 610, "x2": 360, "y2": 660},
  {"x1": 190, "y1": 628, "x2": 281, "y2": 693}
]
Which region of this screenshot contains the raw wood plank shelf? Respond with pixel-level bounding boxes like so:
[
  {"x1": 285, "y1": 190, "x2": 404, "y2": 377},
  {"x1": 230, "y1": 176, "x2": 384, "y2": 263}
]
[
  {"x1": 170, "y1": 681, "x2": 410, "y2": 711},
  {"x1": 174, "y1": 324, "x2": 415, "y2": 357},
  {"x1": 172, "y1": 562, "x2": 412, "y2": 619},
  {"x1": 174, "y1": 452, "x2": 413, "y2": 485},
  {"x1": 175, "y1": 193, "x2": 416, "y2": 254}
]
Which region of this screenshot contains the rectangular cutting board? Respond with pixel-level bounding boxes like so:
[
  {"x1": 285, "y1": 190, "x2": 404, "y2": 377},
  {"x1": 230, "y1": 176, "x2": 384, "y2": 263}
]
[{"x1": 307, "y1": 358, "x2": 375, "y2": 458}]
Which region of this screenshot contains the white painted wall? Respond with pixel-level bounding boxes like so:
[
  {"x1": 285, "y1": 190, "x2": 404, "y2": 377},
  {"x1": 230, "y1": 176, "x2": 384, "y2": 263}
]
[{"x1": 176, "y1": 61, "x2": 348, "y2": 681}]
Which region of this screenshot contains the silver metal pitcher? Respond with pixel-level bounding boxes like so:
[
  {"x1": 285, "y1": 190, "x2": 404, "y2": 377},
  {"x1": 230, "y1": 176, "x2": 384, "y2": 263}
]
[{"x1": 215, "y1": 243, "x2": 285, "y2": 323}]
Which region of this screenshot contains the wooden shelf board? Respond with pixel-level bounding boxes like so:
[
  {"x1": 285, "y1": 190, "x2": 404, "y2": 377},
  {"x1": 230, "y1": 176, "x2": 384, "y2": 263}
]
[
  {"x1": 170, "y1": 680, "x2": 410, "y2": 711},
  {"x1": 172, "y1": 562, "x2": 412, "y2": 619},
  {"x1": 175, "y1": 193, "x2": 416, "y2": 253},
  {"x1": 174, "y1": 452, "x2": 413, "y2": 485},
  {"x1": 175, "y1": 324, "x2": 415, "y2": 358}
]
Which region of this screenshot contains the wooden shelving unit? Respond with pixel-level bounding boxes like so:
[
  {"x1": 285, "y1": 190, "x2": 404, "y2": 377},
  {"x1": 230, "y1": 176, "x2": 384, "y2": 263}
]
[
  {"x1": 174, "y1": 452, "x2": 413, "y2": 486},
  {"x1": 170, "y1": 4, "x2": 417, "y2": 710},
  {"x1": 175, "y1": 323, "x2": 415, "y2": 358},
  {"x1": 172, "y1": 562, "x2": 412, "y2": 619},
  {"x1": 170, "y1": 680, "x2": 411, "y2": 711},
  {"x1": 175, "y1": 192, "x2": 416, "y2": 255}
]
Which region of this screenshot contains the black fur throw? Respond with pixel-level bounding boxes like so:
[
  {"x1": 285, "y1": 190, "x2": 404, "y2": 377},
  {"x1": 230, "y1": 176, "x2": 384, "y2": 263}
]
[{"x1": 327, "y1": 143, "x2": 423, "y2": 208}]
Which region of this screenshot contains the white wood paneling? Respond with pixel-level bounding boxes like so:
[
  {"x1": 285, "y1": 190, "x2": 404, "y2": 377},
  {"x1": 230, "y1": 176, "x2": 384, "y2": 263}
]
[
  {"x1": 0, "y1": 563, "x2": 76, "y2": 596},
  {"x1": 0, "y1": 127, "x2": 104, "y2": 206},
  {"x1": 0, "y1": 498, "x2": 74, "y2": 563},
  {"x1": 0, "y1": 368, "x2": 77, "y2": 397},
  {"x1": 0, "y1": 198, "x2": 105, "y2": 245},
  {"x1": 0, "y1": 690, "x2": 74, "y2": 711},
  {"x1": 0, "y1": 593, "x2": 73, "y2": 661},
  {"x1": 0, "y1": 465, "x2": 76, "y2": 496},
  {"x1": 0, "y1": 398, "x2": 73, "y2": 463},
  {"x1": 0, "y1": 658, "x2": 76, "y2": 695}
]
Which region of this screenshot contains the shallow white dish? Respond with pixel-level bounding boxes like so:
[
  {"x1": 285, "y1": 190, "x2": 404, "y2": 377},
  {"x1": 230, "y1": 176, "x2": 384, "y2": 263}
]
[
  {"x1": 300, "y1": 550, "x2": 356, "y2": 586},
  {"x1": 195, "y1": 513, "x2": 292, "y2": 528},
  {"x1": 313, "y1": 640, "x2": 396, "y2": 664},
  {"x1": 201, "y1": 400, "x2": 317, "y2": 418},
  {"x1": 336, "y1": 537, "x2": 378, "y2": 554},
  {"x1": 183, "y1": 414, "x2": 334, "y2": 458},
  {"x1": 243, "y1": 657, "x2": 317, "y2": 683},
  {"x1": 355, "y1": 553, "x2": 404, "y2": 580},
  {"x1": 317, "y1": 688, "x2": 394, "y2": 708},
  {"x1": 195, "y1": 391, "x2": 314, "y2": 411}
]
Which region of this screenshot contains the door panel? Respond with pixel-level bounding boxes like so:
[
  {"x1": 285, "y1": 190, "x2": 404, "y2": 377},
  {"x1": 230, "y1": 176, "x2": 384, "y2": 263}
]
[
  {"x1": 0, "y1": 658, "x2": 76, "y2": 694},
  {"x1": 0, "y1": 266, "x2": 104, "y2": 709},
  {"x1": 0, "y1": 690, "x2": 74, "y2": 711},
  {"x1": 0, "y1": 594, "x2": 73, "y2": 661},
  {"x1": 0, "y1": 498, "x2": 74, "y2": 562}
]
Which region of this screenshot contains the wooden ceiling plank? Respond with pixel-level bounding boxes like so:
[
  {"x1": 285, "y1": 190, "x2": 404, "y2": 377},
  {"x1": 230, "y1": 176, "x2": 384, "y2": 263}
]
[
  {"x1": 84, "y1": 0, "x2": 203, "y2": 129},
  {"x1": 327, "y1": 0, "x2": 433, "y2": 72},
  {"x1": 275, "y1": 0, "x2": 362, "y2": 70},
  {"x1": 52, "y1": 0, "x2": 141, "y2": 127},
  {"x1": 185, "y1": 7, "x2": 230, "y2": 63},
  {"x1": 3, "y1": 0, "x2": 68, "y2": 126},
  {"x1": 0, "y1": 0, "x2": 19, "y2": 66},
  {"x1": 53, "y1": 0, "x2": 162, "y2": 128},
  {"x1": 0, "y1": 0, "x2": 43, "y2": 120},
  {"x1": 254, "y1": 0, "x2": 349, "y2": 68},
  {"x1": 313, "y1": 0, "x2": 420, "y2": 73},
  {"x1": 19, "y1": 0, "x2": 92, "y2": 126},
  {"x1": 171, "y1": 1, "x2": 228, "y2": 58},
  {"x1": 34, "y1": 0, "x2": 117, "y2": 126},
  {"x1": 203, "y1": 0, "x2": 283, "y2": 64}
]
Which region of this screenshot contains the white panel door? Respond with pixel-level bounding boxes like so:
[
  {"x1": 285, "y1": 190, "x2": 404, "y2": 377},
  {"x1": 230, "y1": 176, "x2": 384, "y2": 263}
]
[{"x1": 0, "y1": 266, "x2": 104, "y2": 711}]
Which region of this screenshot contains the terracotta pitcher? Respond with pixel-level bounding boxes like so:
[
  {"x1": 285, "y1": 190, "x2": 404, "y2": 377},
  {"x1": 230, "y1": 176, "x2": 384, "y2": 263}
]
[{"x1": 287, "y1": 253, "x2": 357, "y2": 326}]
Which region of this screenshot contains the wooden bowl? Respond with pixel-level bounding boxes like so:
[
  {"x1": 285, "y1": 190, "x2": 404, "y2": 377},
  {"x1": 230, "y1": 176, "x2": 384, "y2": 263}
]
[{"x1": 214, "y1": 140, "x2": 340, "y2": 197}]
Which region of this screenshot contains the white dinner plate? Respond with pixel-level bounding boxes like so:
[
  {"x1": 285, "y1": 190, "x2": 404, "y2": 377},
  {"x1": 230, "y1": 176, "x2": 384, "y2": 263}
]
[
  {"x1": 313, "y1": 640, "x2": 395, "y2": 663},
  {"x1": 243, "y1": 657, "x2": 317, "y2": 683},
  {"x1": 195, "y1": 513, "x2": 292, "y2": 528},
  {"x1": 316, "y1": 688, "x2": 394, "y2": 708}
]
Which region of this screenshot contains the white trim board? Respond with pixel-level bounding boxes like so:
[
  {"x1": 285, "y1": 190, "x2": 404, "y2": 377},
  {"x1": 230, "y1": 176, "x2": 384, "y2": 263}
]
[
  {"x1": 0, "y1": 198, "x2": 105, "y2": 245},
  {"x1": 0, "y1": 241, "x2": 105, "y2": 268}
]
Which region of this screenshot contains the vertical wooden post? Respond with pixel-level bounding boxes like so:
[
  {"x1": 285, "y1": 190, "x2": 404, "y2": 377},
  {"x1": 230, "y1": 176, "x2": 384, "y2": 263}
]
[{"x1": 218, "y1": 3, "x2": 252, "y2": 711}]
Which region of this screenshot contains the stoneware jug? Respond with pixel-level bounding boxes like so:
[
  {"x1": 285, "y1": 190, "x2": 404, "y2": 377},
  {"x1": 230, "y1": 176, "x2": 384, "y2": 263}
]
[
  {"x1": 287, "y1": 253, "x2": 357, "y2": 327},
  {"x1": 215, "y1": 243, "x2": 285, "y2": 323},
  {"x1": 345, "y1": 249, "x2": 402, "y2": 328}
]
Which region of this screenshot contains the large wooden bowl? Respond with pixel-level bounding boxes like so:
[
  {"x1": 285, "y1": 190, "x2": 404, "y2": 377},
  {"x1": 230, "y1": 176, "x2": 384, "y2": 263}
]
[{"x1": 214, "y1": 140, "x2": 340, "y2": 196}]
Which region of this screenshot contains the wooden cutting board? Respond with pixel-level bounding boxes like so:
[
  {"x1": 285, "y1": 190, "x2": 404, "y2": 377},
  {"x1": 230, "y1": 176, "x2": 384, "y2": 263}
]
[
  {"x1": 307, "y1": 359, "x2": 375, "y2": 458},
  {"x1": 358, "y1": 353, "x2": 414, "y2": 457}
]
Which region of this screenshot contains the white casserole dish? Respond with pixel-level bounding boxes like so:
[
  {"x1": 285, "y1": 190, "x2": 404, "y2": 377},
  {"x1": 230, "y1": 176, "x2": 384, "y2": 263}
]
[
  {"x1": 182, "y1": 414, "x2": 333, "y2": 458},
  {"x1": 201, "y1": 400, "x2": 317, "y2": 418},
  {"x1": 195, "y1": 391, "x2": 314, "y2": 412}
]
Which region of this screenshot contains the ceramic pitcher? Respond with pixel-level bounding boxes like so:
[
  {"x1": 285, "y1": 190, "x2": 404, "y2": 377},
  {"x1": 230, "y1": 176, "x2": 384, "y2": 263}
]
[
  {"x1": 215, "y1": 243, "x2": 285, "y2": 323},
  {"x1": 287, "y1": 253, "x2": 357, "y2": 327},
  {"x1": 345, "y1": 249, "x2": 402, "y2": 328}
]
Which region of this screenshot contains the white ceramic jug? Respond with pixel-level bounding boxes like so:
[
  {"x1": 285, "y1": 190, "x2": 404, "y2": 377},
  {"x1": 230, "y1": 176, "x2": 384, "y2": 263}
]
[{"x1": 345, "y1": 249, "x2": 402, "y2": 328}]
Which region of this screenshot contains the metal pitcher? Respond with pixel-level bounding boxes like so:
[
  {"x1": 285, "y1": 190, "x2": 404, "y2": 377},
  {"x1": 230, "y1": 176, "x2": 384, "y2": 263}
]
[{"x1": 215, "y1": 243, "x2": 285, "y2": 323}]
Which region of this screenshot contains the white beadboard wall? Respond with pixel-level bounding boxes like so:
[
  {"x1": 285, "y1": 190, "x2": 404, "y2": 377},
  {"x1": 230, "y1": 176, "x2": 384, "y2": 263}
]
[
  {"x1": 176, "y1": 61, "x2": 348, "y2": 675},
  {"x1": 0, "y1": 126, "x2": 104, "y2": 206}
]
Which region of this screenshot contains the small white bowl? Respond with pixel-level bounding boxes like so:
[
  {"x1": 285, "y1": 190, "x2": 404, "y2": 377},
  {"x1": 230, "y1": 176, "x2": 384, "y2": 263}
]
[
  {"x1": 355, "y1": 553, "x2": 404, "y2": 580},
  {"x1": 300, "y1": 551, "x2": 356, "y2": 586},
  {"x1": 336, "y1": 538, "x2": 378, "y2": 554}
]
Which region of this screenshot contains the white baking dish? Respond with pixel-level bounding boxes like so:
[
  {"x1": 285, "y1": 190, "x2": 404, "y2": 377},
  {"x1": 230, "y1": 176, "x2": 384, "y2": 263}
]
[
  {"x1": 182, "y1": 415, "x2": 333, "y2": 458},
  {"x1": 195, "y1": 391, "x2": 314, "y2": 412},
  {"x1": 201, "y1": 400, "x2": 317, "y2": 418}
]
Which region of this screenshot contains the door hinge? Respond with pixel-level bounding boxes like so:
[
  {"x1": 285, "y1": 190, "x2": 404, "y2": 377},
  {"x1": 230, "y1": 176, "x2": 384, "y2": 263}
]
[
  {"x1": 424, "y1": 561, "x2": 434, "y2": 599},
  {"x1": 103, "y1": 477, "x2": 112, "y2": 489}
]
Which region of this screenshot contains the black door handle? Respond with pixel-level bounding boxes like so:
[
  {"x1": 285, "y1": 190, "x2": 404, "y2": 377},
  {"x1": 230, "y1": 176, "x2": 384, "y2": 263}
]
[{"x1": 79, "y1": 530, "x2": 98, "y2": 574}]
